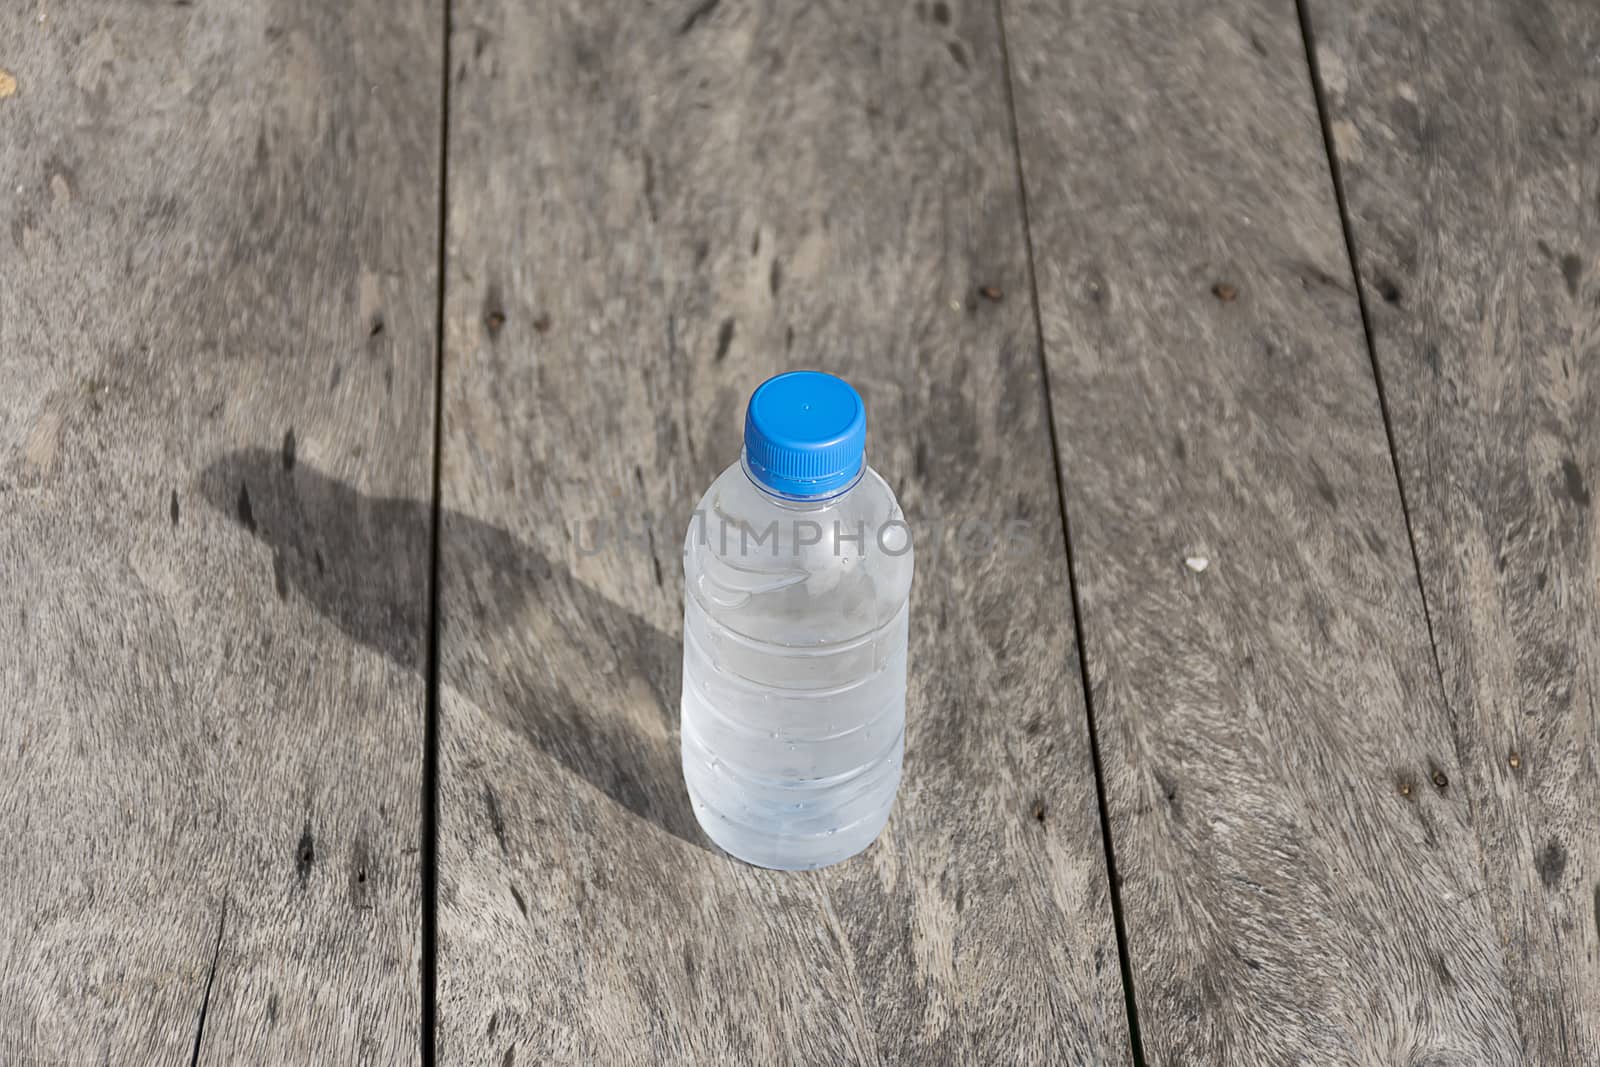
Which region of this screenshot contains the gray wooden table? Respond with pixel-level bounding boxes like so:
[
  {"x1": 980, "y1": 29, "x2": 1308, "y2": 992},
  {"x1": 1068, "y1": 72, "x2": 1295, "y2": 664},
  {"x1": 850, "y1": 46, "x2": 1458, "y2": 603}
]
[{"x1": 3, "y1": 0, "x2": 1595, "y2": 1063}]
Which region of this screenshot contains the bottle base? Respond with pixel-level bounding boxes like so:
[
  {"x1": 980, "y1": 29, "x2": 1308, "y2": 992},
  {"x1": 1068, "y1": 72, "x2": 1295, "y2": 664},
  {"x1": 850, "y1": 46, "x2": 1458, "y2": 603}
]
[{"x1": 687, "y1": 784, "x2": 895, "y2": 871}]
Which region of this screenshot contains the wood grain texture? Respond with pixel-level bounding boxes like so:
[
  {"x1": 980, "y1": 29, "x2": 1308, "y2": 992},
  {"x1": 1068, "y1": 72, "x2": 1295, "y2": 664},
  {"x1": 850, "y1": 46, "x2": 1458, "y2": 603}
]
[
  {"x1": 0, "y1": 0, "x2": 439, "y2": 1061},
  {"x1": 1308, "y1": 0, "x2": 1600, "y2": 1060},
  {"x1": 436, "y1": 1, "x2": 1129, "y2": 1062},
  {"x1": 1002, "y1": 0, "x2": 1525, "y2": 1061}
]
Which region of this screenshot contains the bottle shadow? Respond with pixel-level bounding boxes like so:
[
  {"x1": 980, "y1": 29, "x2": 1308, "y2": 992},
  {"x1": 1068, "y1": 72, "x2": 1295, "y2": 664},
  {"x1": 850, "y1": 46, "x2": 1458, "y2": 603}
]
[{"x1": 198, "y1": 449, "x2": 705, "y2": 851}]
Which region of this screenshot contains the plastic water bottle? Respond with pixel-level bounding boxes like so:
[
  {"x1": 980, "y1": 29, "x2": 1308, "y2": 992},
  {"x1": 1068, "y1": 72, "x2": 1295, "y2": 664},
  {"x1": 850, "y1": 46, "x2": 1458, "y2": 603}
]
[{"x1": 681, "y1": 371, "x2": 914, "y2": 869}]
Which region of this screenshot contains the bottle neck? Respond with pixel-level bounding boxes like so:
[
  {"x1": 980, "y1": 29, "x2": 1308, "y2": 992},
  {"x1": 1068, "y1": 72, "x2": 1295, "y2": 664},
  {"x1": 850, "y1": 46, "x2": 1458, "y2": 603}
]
[{"x1": 740, "y1": 450, "x2": 864, "y2": 510}]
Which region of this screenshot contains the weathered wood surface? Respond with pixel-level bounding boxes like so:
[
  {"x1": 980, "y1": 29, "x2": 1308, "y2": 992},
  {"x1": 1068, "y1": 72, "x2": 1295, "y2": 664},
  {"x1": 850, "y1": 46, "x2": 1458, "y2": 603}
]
[
  {"x1": 1003, "y1": 0, "x2": 1525, "y2": 1061},
  {"x1": 0, "y1": 1, "x2": 439, "y2": 1062},
  {"x1": 1307, "y1": 0, "x2": 1600, "y2": 1060},
  {"x1": 435, "y1": 1, "x2": 1129, "y2": 1062}
]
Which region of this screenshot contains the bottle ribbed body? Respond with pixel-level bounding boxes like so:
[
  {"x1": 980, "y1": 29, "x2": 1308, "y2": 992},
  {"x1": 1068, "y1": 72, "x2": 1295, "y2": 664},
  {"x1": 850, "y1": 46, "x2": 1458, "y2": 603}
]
[{"x1": 680, "y1": 460, "x2": 913, "y2": 870}]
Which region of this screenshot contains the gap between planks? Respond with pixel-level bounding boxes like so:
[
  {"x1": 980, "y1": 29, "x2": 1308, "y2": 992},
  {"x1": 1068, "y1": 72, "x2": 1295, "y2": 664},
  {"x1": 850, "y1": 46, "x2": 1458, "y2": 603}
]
[
  {"x1": 992, "y1": 0, "x2": 1148, "y2": 1064},
  {"x1": 1292, "y1": 12, "x2": 1516, "y2": 1046},
  {"x1": 421, "y1": 0, "x2": 455, "y2": 1063}
]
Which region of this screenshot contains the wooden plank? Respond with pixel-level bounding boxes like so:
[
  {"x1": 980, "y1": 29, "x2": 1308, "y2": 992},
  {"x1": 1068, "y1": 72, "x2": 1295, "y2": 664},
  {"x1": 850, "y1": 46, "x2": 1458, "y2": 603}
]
[
  {"x1": 1001, "y1": 0, "x2": 1526, "y2": 1061},
  {"x1": 436, "y1": 1, "x2": 1130, "y2": 1062},
  {"x1": 1306, "y1": 0, "x2": 1600, "y2": 1059},
  {"x1": 0, "y1": 1, "x2": 439, "y2": 1061}
]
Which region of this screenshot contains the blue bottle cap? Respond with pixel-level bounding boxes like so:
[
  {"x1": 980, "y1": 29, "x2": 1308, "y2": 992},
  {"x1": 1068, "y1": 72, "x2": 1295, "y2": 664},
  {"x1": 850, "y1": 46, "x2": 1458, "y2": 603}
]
[{"x1": 743, "y1": 371, "x2": 866, "y2": 499}]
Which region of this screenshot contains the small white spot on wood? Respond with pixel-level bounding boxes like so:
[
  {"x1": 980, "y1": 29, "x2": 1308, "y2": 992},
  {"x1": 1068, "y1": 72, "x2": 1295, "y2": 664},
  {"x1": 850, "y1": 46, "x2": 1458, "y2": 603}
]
[
  {"x1": 23, "y1": 407, "x2": 63, "y2": 474},
  {"x1": 1185, "y1": 556, "x2": 1209, "y2": 573},
  {"x1": 1315, "y1": 47, "x2": 1348, "y2": 97},
  {"x1": 357, "y1": 269, "x2": 383, "y2": 330},
  {"x1": 1330, "y1": 119, "x2": 1363, "y2": 163},
  {"x1": 949, "y1": 299, "x2": 962, "y2": 312}
]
